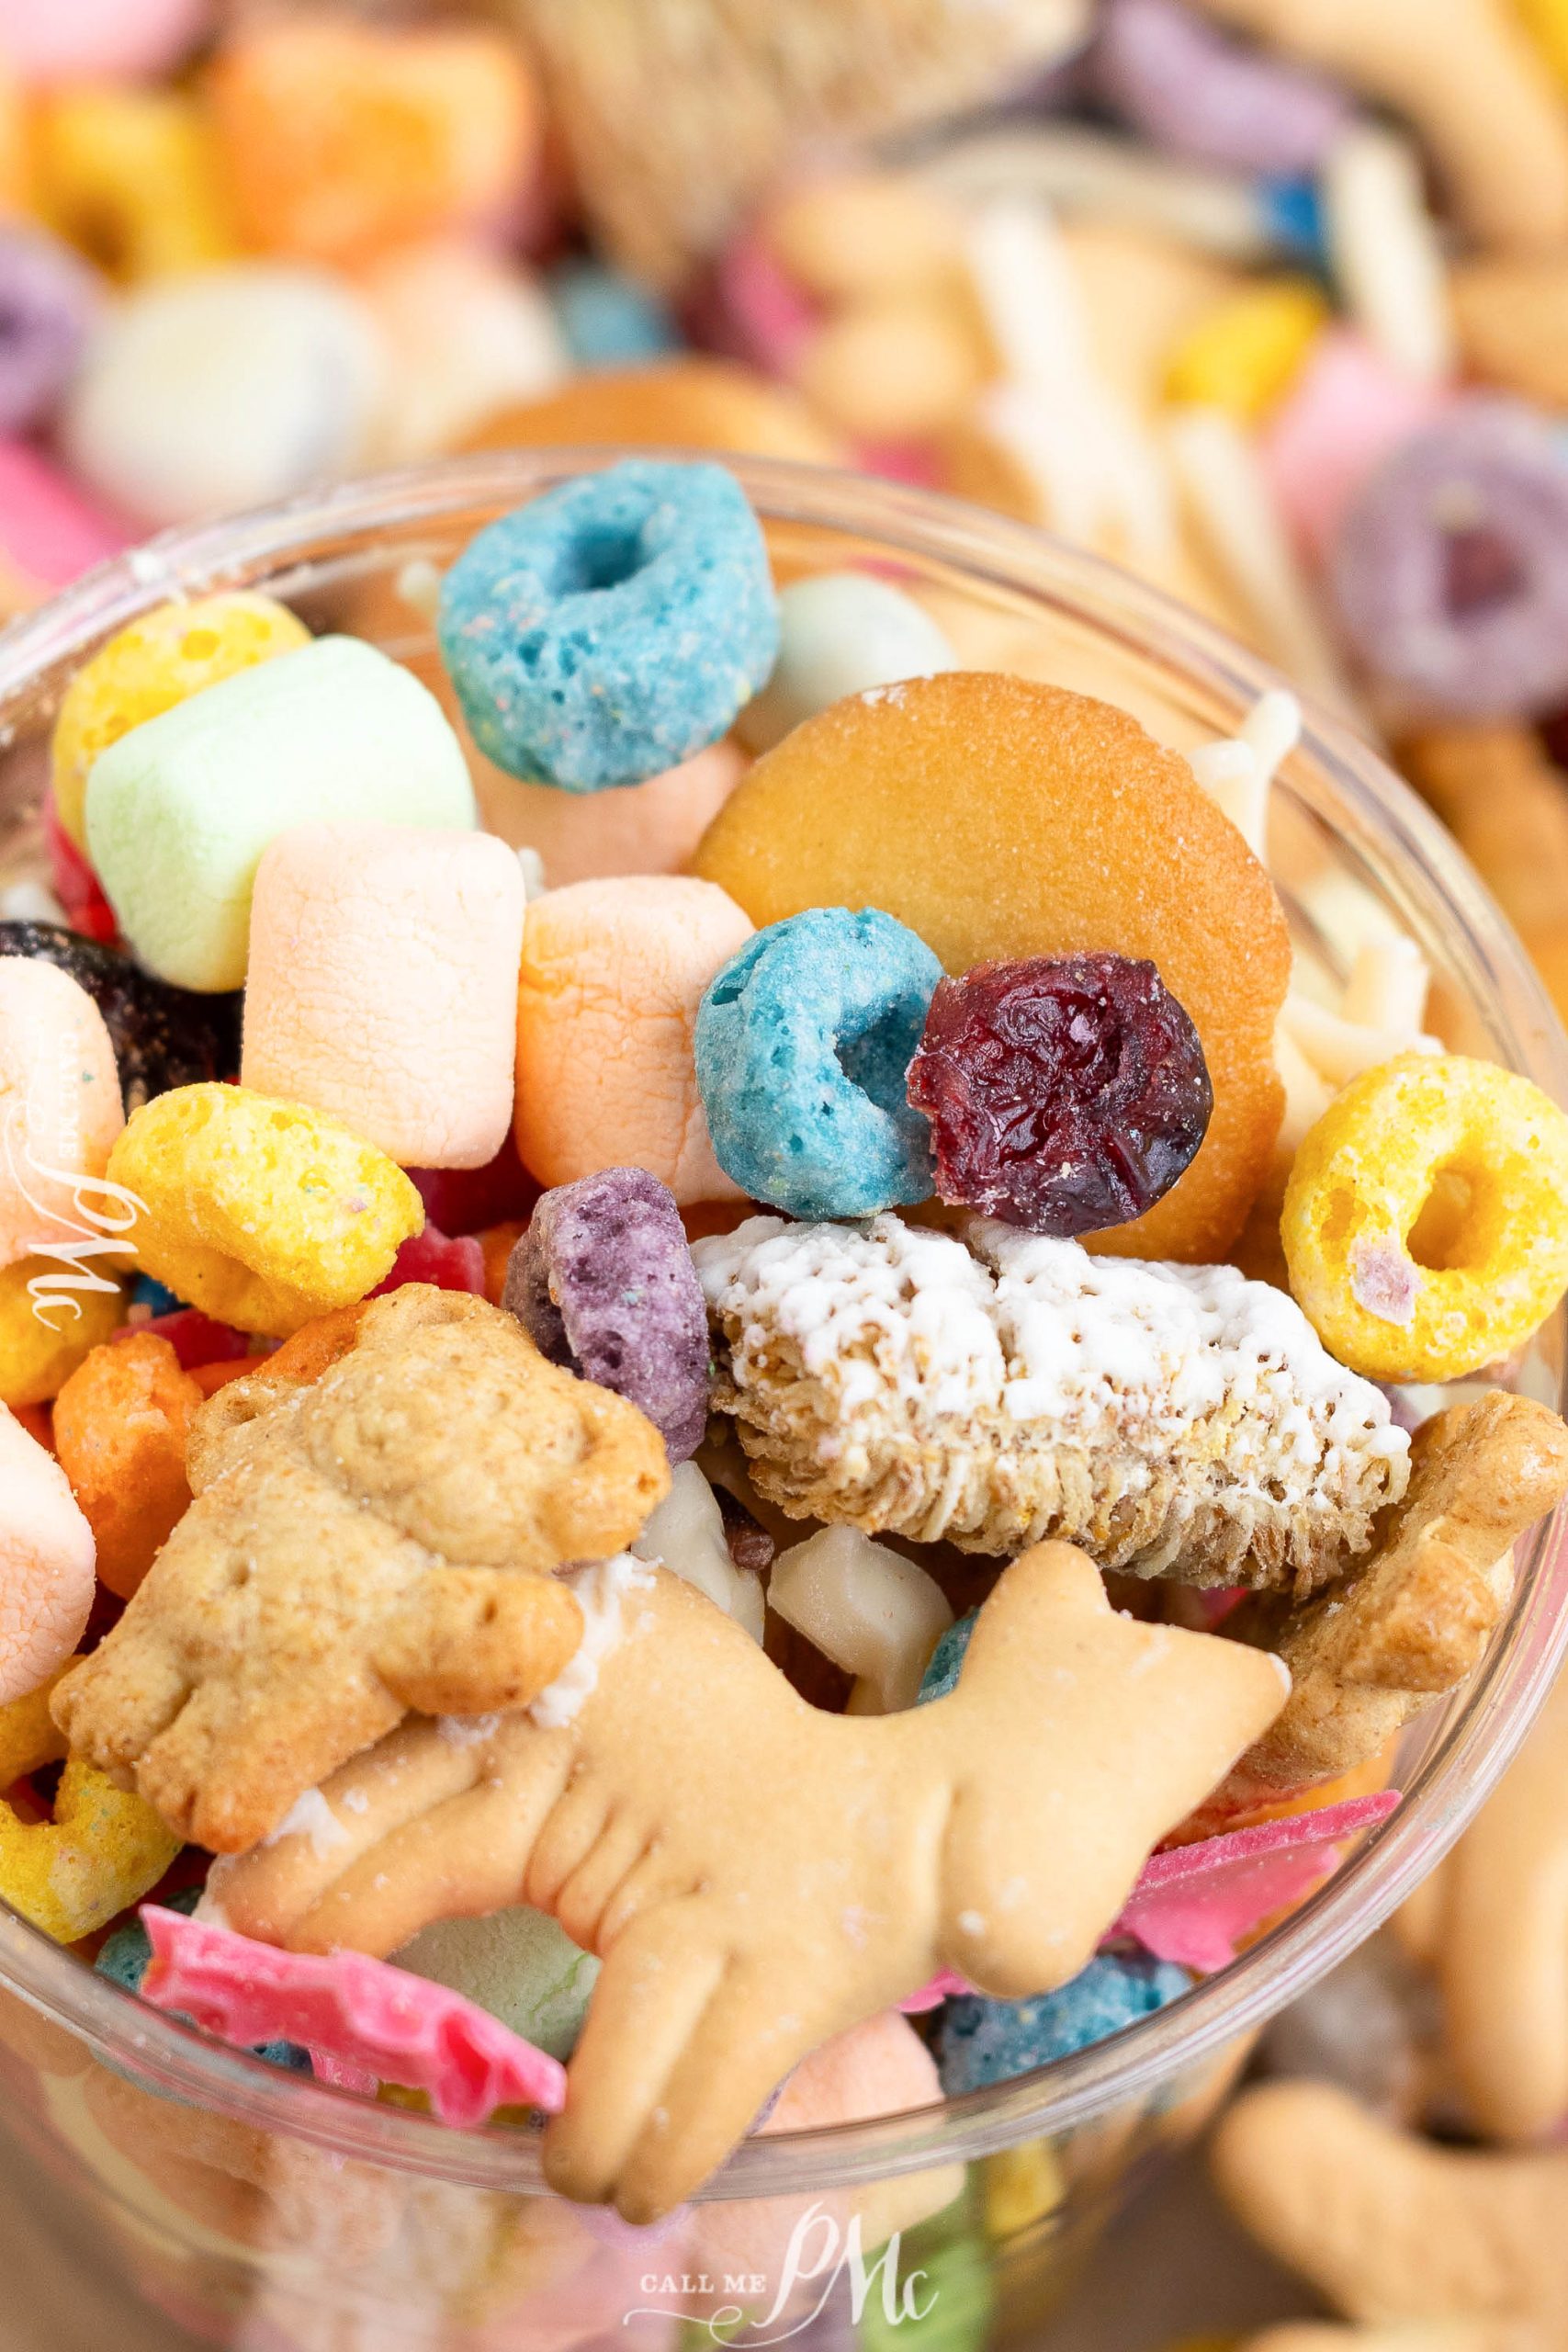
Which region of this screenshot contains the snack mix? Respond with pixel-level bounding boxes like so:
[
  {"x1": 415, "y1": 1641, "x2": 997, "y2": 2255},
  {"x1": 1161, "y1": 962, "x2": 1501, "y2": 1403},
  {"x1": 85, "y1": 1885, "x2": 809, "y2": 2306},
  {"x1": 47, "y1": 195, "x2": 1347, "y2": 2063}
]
[
  {"x1": 7, "y1": 2, "x2": 1568, "y2": 2344},
  {"x1": 0, "y1": 434, "x2": 1562, "y2": 2247}
]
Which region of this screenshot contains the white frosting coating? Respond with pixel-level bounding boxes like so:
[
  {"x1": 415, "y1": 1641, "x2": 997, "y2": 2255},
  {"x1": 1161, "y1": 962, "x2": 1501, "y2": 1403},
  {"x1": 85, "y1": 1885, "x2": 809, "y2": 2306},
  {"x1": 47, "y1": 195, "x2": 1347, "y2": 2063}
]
[
  {"x1": 694, "y1": 1213, "x2": 1407, "y2": 1575},
  {"x1": 526, "y1": 1554, "x2": 656, "y2": 1729}
]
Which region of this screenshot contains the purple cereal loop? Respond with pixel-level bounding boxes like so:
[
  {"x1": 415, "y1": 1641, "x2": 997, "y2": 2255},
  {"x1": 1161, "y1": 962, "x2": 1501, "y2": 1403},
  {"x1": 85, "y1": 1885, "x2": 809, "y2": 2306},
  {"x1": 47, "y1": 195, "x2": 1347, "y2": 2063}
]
[
  {"x1": 503, "y1": 1167, "x2": 710, "y2": 1462},
  {"x1": 1332, "y1": 397, "x2": 1568, "y2": 718},
  {"x1": 1091, "y1": 0, "x2": 1351, "y2": 178},
  {"x1": 0, "y1": 227, "x2": 101, "y2": 437}
]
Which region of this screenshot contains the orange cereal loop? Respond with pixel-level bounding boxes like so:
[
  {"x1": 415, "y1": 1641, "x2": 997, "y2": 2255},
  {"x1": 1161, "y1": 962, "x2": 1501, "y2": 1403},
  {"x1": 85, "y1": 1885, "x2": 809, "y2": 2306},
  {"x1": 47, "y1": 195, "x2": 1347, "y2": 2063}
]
[
  {"x1": 189, "y1": 1359, "x2": 257, "y2": 1399},
  {"x1": 208, "y1": 19, "x2": 539, "y2": 265},
  {"x1": 254, "y1": 1302, "x2": 370, "y2": 1387},
  {"x1": 478, "y1": 1220, "x2": 526, "y2": 1308},
  {"x1": 694, "y1": 673, "x2": 1292, "y2": 1261},
  {"x1": 52, "y1": 1335, "x2": 200, "y2": 1601}
]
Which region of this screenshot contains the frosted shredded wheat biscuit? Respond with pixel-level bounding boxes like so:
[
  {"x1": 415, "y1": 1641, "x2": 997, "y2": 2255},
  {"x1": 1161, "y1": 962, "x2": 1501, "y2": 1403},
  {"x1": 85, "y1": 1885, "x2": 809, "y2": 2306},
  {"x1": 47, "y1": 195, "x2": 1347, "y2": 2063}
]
[{"x1": 695, "y1": 1213, "x2": 1409, "y2": 1594}]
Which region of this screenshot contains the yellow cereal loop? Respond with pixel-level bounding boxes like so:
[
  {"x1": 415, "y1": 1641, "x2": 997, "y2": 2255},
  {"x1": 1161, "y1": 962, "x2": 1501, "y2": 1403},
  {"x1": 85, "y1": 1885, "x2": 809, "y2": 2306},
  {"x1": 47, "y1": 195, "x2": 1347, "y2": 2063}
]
[
  {"x1": 51, "y1": 593, "x2": 311, "y2": 848},
  {"x1": 1281, "y1": 1053, "x2": 1568, "y2": 1381},
  {"x1": 0, "y1": 1261, "x2": 127, "y2": 1408},
  {"x1": 108, "y1": 1084, "x2": 423, "y2": 1340},
  {"x1": 34, "y1": 88, "x2": 235, "y2": 287},
  {"x1": 0, "y1": 1759, "x2": 180, "y2": 1944},
  {"x1": 1517, "y1": 0, "x2": 1568, "y2": 90},
  {"x1": 980, "y1": 2140, "x2": 1065, "y2": 2239},
  {"x1": 1163, "y1": 278, "x2": 1329, "y2": 423},
  {"x1": 0, "y1": 1666, "x2": 71, "y2": 1788}
]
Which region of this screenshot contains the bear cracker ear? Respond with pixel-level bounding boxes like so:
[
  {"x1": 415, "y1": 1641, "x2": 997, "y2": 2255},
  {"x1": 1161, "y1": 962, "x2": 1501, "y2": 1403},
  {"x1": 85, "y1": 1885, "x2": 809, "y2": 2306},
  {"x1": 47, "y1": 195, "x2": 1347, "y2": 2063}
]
[{"x1": 184, "y1": 1370, "x2": 301, "y2": 1494}]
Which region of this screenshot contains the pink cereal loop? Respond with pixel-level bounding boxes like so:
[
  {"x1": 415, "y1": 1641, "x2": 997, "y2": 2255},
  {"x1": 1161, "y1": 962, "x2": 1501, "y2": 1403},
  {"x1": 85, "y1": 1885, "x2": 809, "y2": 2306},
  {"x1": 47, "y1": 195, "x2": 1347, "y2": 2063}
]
[{"x1": 140, "y1": 1905, "x2": 567, "y2": 2126}]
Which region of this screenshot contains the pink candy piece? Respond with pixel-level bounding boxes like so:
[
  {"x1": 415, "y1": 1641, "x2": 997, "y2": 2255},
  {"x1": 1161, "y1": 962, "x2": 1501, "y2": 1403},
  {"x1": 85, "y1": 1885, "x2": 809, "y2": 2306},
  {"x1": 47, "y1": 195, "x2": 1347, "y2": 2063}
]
[
  {"x1": 408, "y1": 1133, "x2": 538, "y2": 1237},
  {"x1": 1260, "y1": 330, "x2": 1448, "y2": 568},
  {"x1": 0, "y1": 0, "x2": 212, "y2": 84},
  {"x1": 711, "y1": 234, "x2": 821, "y2": 378},
  {"x1": 43, "y1": 797, "x2": 118, "y2": 944},
  {"x1": 1110, "y1": 1792, "x2": 1402, "y2": 1973},
  {"x1": 898, "y1": 1966, "x2": 971, "y2": 2014},
  {"x1": 855, "y1": 439, "x2": 942, "y2": 489},
  {"x1": 0, "y1": 443, "x2": 130, "y2": 590},
  {"x1": 370, "y1": 1220, "x2": 486, "y2": 1299},
  {"x1": 131, "y1": 1308, "x2": 252, "y2": 1370},
  {"x1": 141, "y1": 1906, "x2": 568, "y2": 2127}
]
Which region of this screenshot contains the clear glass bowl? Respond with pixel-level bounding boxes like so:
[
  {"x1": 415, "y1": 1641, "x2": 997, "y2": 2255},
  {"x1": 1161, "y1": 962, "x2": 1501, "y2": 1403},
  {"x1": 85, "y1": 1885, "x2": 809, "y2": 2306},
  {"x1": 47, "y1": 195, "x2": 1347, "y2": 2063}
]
[{"x1": 1, "y1": 454, "x2": 1565, "y2": 2352}]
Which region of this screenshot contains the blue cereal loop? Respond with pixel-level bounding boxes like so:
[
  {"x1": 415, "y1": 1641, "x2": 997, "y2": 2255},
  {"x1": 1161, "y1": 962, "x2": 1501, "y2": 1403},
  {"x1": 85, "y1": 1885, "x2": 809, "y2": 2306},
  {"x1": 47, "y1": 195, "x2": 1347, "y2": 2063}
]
[
  {"x1": 937, "y1": 1954, "x2": 1191, "y2": 2095},
  {"x1": 918, "y1": 1611, "x2": 976, "y2": 1704},
  {"x1": 437, "y1": 458, "x2": 779, "y2": 792},
  {"x1": 548, "y1": 262, "x2": 682, "y2": 369},
  {"x1": 694, "y1": 905, "x2": 941, "y2": 1219},
  {"x1": 96, "y1": 1887, "x2": 310, "y2": 2075}
]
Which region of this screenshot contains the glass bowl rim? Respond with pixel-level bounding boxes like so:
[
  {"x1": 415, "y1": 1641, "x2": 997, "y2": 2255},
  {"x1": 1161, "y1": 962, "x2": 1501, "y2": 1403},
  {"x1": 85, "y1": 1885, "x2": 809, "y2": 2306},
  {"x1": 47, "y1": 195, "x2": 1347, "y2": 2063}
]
[{"x1": 2, "y1": 447, "x2": 1566, "y2": 2207}]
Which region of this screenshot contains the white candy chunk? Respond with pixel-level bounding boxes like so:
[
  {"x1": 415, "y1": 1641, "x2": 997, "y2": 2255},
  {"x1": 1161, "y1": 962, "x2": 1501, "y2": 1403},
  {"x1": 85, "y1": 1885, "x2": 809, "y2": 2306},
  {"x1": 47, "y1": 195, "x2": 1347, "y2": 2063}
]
[
  {"x1": 1167, "y1": 404, "x2": 1356, "y2": 714},
  {"x1": 737, "y1": 572, "x2": 954, "y2": 754},
  {"x1": 1190, "y1": 691, "x2": 1299, "y2": 861},
  {"x1": 1339, "y1": 936, "x2": 1430, "y2": 1035},
  {"x1": 768, "y1": 1524, "x2": 953, "y2": 1713},
  {"x1": 64, "y1": 263, "x2": 386, "y2": 528},
  {"x1": 1280, "y1": 995, "x2": 1441, "y2": 1089},
  {"x1": 1325, "y1": 125, "x2": 1453, "y2": 385},
  {"x1": 631, "y1": 1462, "x2": 764, "y2": 1642}
]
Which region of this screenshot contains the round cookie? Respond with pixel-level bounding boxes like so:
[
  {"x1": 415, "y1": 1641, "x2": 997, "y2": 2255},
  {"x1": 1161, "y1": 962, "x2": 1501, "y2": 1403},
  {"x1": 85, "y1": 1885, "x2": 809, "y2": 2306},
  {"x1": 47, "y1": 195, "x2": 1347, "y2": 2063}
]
[
  {"x1": 694, "y1": 673, "x2": 1292, "y2": 1261},
  {"x1": 458, "y1": 356, "x2": 843, "y2": 464}
]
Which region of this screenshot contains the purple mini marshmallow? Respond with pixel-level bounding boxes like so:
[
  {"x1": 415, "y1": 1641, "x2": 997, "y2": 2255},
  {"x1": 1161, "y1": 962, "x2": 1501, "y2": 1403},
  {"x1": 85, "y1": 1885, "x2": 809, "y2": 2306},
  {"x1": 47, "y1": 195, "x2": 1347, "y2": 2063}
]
[
  {"x1": 1332, "y1": 398, "x2": 1568, "y2": 720},
  {"x1": 1090, "y1": 0, "x2": 1351, "y2": 178},
  {"x1": 0, "y1": 228, "x2": 101, "y2": 437},
  {"x1": 502, "y1": 1166, "x2": 711, "y2": 1463}
]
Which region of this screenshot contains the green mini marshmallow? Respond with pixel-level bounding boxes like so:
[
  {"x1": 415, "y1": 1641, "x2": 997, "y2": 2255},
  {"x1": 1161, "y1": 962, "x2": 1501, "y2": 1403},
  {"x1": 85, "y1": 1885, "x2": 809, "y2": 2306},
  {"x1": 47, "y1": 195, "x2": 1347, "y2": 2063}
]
[{"x1": 85, "y1": 634, "x2": 478, "y2": 991}]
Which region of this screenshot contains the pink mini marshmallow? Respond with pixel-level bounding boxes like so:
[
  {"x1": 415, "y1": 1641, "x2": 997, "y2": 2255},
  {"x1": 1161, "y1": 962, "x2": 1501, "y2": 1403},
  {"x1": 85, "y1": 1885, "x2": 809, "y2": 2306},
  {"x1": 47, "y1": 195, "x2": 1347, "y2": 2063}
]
[
  {"x1": 0, "y1": 0, "x2": 212, "y2": 83},
  {"x1": 0, "y1": 956, "x2": 125, "y2": 1272},
  {"x1": 0, "y1": 1403, "x2": 96, "y2": 1704},
  {"x1": 140, "y1": 1906, "x2": 567, "y2": 2127},
  {"x1": 514, "y1": 876, "x2": 754, "y2": 1204},
  {"x1": 1259, "y1": 328, "x2": 1448, "y2": 568},
  {"x1": 1110, "y1": 1792, "x2": 1402, "y2": 1973},
  {"x1": 243, "y1": 825, "x2": 525, "y2": 1170}
]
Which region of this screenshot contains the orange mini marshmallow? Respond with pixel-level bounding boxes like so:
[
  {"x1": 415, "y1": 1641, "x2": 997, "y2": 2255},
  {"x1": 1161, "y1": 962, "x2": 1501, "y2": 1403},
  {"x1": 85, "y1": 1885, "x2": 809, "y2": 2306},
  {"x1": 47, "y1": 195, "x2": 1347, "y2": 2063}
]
[
  {"x1": 0, "y1": 957, "x2": 124, "y2": 1273},
  {"x1": 0, "y1": 1403, "x2": 96, "y2": 1704},
  {"x1": 514, "y1": 876, "x2": 753, "y2": 1204},
  {"x1": 243, "y1": 825, "x2": 525, "y2": 1170},
  {"x1": 475, "y1": 738, "x2": 745, "y2": 888}
]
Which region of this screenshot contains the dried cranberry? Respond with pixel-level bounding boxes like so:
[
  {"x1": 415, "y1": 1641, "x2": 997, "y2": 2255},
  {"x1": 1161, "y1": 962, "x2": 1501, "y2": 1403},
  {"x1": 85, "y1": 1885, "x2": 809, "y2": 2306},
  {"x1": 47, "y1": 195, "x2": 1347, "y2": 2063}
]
[
  {"x1": 0, "y1": 919, "x2": 240, "y2": 1112},
  {"x1": 906, "y1": 953, "x2": 1212, "y2": 1237}
]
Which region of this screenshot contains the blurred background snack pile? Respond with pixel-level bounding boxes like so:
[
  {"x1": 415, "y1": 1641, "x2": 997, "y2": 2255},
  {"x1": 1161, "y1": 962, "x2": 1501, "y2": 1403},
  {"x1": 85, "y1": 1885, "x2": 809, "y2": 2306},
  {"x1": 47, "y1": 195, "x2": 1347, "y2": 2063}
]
[{"x1": 9, "y1": 3, "x2": 1568, "y2": 2347}]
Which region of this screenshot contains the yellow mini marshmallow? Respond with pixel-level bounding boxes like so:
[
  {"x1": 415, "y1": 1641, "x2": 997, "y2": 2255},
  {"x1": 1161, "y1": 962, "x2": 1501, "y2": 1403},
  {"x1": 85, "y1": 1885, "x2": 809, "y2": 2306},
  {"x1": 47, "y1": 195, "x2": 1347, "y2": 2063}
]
[
  {"x1": 51, "y1": 591, "x2": 310, "y2": 849},
  {"x1": 1281, "y1": 1053, "x2": 1568, "y2": 1382},
  {"x1": 513, "y1": 877, "x2": 753, "y2": 1204},
  {"x1": 108, "y1": 1083, "x2": 423, "y2": 1339},
  {"x1": 1163, "y1": 278, "x2": 1330, "y2": 423},
  {"x1": 0, "y1": 1758, "x2": 180, "y2": 1944},
  {"x1": 0, "y1": 1259, "x2": 127, "y2": 1409},
  {"x1": 34, "y1": 88, "x2": 234, "y2": 286}
]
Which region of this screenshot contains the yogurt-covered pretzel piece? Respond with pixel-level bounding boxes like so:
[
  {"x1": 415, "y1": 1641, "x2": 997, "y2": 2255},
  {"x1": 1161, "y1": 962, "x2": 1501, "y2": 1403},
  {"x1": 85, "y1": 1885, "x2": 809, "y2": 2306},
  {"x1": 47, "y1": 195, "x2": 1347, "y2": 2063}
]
[{"x1": 211, "y1": 1543, "x2": 1287, "y2": 2221}]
